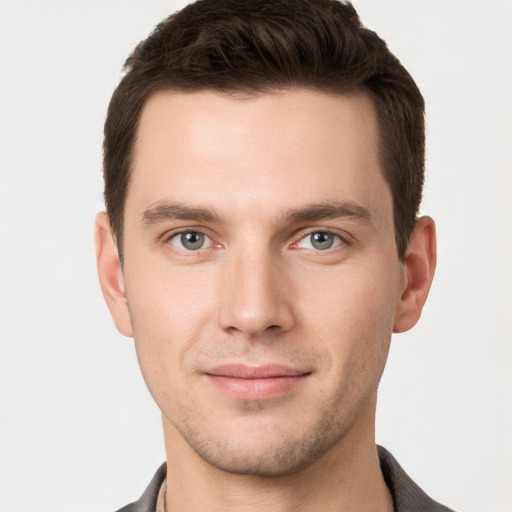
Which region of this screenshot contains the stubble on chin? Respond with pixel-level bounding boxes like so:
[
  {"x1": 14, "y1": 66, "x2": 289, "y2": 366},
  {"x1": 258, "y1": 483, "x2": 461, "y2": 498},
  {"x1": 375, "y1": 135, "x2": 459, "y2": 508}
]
[{"x1": 166, "y1": 380, "x2": 378, "y2": 478}]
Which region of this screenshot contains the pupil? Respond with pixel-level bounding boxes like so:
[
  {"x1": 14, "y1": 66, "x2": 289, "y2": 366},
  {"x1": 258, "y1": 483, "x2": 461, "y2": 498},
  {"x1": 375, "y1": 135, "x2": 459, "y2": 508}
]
[
  {"x1": 312, "y1": 232, "x2": 333, "y2": 250},
  {"x1": 182, "y1": 232, "x2": 204, "y2": 250}
]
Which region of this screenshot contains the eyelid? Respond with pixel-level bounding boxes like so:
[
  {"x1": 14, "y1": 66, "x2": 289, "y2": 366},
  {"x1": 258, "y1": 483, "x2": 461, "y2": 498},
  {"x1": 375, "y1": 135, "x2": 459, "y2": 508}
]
[
  {"x1": 291, "y1": 228, "x2": 350, "y2": 250},
  {"x1": 163, "y1": 227, "x2": 221, "y2": 251}
]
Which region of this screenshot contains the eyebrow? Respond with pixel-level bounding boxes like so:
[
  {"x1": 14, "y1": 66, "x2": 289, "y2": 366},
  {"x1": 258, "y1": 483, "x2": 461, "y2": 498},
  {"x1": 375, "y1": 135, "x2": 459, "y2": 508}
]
[
  {"x1": 140, "y1": 200, "x2": 373, "y2": 227},
  {"x1": 141, "y1": 201, "x2": 222, "y2": 226},
  {"x1": 285, "y1": 202, "x2": 373, "y2": 224}
]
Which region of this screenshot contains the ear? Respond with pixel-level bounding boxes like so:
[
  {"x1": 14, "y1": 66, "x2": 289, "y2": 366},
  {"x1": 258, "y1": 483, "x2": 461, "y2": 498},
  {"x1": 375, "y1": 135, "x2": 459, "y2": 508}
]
[
  {"x1": 95, "y1": 212, "x2": 133, "y2": 337},
  {"x1": 393, "y1": 216, "x2": 437, "y2": 333}
]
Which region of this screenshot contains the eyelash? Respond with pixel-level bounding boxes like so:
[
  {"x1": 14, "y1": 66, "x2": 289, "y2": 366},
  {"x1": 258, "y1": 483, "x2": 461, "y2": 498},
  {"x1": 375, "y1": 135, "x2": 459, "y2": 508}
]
[
  {"x1": 164, "y1": 229, "x2": 347, "y2": 253},
  {"x1": 293, "y1": 231, "x2": 345, "y2": 251},
  {"x1": 166, "y1": 230, "x2": 218, "y2": 251}
]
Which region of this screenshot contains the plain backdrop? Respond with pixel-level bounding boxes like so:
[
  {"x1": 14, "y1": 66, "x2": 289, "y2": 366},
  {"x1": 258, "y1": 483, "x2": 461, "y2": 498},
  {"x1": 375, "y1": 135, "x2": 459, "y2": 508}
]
[{"x1": 0, "y1": 1, "x2": 511, "y2": 511}]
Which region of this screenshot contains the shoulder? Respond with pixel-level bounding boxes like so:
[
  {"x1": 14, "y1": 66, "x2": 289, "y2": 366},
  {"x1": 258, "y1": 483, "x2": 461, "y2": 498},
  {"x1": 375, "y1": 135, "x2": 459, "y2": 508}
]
[
  {"x1": 378, "y1": 446, "x2": 456, "y2": 512},
  {"x1": 114, "y1": 463, "x2": 167, "y2": 512}
]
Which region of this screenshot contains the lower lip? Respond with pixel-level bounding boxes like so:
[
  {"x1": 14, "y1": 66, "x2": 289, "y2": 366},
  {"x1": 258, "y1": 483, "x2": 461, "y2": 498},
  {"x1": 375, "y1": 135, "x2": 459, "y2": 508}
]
[{"x1": 206, "y1": 374, "x2": 309, "y2": 400}]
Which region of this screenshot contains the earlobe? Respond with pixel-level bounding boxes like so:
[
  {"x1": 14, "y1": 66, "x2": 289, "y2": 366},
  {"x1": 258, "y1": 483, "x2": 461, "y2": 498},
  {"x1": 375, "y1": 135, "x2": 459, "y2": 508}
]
[
  {"x1": 95, "y1": 212, "x2": 133, "y2": 338},
  {"x1": 393, "y1": 216, "x2": 437, "y2": 333}
]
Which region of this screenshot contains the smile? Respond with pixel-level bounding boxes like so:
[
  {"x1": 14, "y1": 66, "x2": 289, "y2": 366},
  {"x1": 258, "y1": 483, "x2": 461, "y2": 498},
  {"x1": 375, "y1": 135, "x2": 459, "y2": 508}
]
[{"x1": 204, "y1": 364, "x2": 312, "y2": 400}]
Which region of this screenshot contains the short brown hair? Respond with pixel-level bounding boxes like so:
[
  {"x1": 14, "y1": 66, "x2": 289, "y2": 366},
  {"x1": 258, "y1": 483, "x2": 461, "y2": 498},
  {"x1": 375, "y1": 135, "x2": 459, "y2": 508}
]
[{"x1": 103, "y1": 0, "x2": 425, "y2": 260}]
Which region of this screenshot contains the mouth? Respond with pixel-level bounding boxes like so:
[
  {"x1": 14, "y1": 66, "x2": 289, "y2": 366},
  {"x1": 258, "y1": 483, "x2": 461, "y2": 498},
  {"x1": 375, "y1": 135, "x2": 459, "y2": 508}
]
[{"x1": 204, "y1": 364, "x2": 312, "y2": 400}]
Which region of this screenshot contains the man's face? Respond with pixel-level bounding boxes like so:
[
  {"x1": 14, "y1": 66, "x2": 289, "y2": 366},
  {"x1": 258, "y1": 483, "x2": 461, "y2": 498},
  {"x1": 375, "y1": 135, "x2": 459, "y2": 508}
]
[{"x1": 120, "y1": 89, "x2": 406, "y2": 475}]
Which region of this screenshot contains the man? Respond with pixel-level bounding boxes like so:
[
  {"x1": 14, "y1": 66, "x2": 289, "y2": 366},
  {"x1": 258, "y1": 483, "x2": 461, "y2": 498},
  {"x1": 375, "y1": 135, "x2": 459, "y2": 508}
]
[{"x1": 95, "y1": 0, "x2": 451, "y2": 510}]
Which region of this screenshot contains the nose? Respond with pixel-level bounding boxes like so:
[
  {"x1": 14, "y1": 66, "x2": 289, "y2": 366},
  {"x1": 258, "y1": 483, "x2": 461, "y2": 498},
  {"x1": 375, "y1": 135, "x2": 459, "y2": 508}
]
[{"x1": 218, "y1": 246, "x2": 296, "y2": 339}]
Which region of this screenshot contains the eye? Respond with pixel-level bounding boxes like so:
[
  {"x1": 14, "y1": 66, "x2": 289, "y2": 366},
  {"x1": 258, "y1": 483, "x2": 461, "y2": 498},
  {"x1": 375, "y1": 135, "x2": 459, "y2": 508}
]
[
  {"x1": 296, "y1": 231, "x2": 343, "y2": 251},
  {"x1": 168, "y1": 231, "x2": 212, "y2": 251}
]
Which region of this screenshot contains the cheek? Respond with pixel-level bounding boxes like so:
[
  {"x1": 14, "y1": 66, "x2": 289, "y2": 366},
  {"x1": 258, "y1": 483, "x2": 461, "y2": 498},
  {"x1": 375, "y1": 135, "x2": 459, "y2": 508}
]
[
  {"x1": 296, "y1": 260, "x2": 400, "y2": 371},
  {"x1": 123, "y1": 263, "x2": 218, "y2": 397},
  {"x1": 124, "y1": 257, "x2": 217, "y2": 337}
]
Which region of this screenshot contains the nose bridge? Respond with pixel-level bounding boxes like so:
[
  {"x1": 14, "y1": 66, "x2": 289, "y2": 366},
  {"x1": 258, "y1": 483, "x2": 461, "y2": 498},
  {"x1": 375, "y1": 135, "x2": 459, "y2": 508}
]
[{"x1": 219, "y1": 238, "x2": 294, "y2": 338}]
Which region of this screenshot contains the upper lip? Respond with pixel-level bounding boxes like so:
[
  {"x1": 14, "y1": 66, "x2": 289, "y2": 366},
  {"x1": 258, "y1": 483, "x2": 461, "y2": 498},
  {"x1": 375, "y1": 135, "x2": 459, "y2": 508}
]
[{"x1": 205, "y1": 364, "x2": 310, "y2": 379}]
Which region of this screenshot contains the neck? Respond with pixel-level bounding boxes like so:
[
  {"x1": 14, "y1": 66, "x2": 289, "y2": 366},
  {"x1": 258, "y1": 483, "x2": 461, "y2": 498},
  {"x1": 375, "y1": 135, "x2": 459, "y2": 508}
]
[{"x1": 162, "y1": 399, "x2": 393, "y2": 512}]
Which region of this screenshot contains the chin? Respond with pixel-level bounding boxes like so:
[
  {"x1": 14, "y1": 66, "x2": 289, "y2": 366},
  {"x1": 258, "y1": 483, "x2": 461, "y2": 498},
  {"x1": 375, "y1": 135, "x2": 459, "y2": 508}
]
[
  {"x1": 180, "y1": 417, "x2": 351, "y2": 477},
  {"x1": 196, "y1": 444, "x2": 317, "y2": 477}
]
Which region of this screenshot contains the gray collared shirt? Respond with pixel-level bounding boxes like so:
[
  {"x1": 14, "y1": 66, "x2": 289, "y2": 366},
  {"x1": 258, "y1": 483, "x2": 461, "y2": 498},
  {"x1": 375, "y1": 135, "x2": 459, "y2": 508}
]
[{"x1": 115, "y1": 445, "x2": 455, "y2": 512}]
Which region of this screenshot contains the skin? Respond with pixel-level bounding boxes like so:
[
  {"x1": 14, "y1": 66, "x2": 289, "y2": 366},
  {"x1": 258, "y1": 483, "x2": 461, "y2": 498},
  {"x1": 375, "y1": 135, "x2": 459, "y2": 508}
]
[{"x1": 96, "y1": 89, "x2": 436, "y2": 512}]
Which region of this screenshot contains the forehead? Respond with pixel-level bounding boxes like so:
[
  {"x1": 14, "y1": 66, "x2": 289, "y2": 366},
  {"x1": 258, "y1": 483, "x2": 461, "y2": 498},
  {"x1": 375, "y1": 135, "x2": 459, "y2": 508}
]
[{"x1": 127, "y1": 88, "x2": 390, "y2": 224}]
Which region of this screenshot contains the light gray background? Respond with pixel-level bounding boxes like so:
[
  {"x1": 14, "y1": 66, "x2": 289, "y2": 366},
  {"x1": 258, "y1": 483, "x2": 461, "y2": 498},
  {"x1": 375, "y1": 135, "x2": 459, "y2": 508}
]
[{"x1": 0, "y1": 1, "x2": 511, "y2": 511}]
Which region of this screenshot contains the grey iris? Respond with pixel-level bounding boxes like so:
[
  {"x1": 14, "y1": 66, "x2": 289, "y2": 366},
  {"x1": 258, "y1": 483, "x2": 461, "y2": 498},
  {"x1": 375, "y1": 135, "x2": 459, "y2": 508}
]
[
  {"x1": 181, "y1": 232, "x2": 205, "y2": 250},
  {"x1": 311, "y1": 232, "x2": 335, "y2": 250}
]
